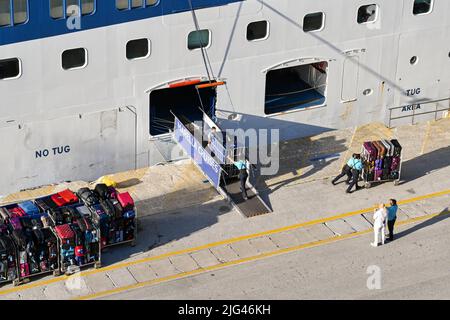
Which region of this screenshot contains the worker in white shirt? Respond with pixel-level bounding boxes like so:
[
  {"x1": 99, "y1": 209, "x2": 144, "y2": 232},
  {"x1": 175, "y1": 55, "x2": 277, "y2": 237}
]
[{"x1": 371, "y1": 203, "x2": 388, "y2": 247}]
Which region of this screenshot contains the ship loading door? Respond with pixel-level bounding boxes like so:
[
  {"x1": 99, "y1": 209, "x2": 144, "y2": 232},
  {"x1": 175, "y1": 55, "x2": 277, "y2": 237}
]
[
  {"x1": 341, "y1": 54, "x2": 360, "y2": 102},
  {"x1": 149, "y1": 80, "x2": 217, "y2": 136}
]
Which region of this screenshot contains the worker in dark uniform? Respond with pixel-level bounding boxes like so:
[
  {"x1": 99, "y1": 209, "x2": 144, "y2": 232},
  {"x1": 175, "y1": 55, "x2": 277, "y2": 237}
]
[
  {"x1": 234, "y1": 159, "x2": 249, "y2": 200},
  {"x1": 332, "y1": 154, "x2": 356, "y2": 185},
  {"x1": 346, "y1": 154, "x2": 363, "y2": 193}
]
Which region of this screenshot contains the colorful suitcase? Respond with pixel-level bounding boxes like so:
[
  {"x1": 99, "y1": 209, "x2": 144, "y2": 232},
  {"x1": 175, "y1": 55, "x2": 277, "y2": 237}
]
[
  {"x1": 51, "y1": 194, "x2": 67, "y2": 207},
  {"x1": 76, "y1": 205, "x2": 91, "y2": 217},
  {"x1": 58, "y1": 189, "x2": 78, "y2": 205},
  {"x1": 390, "y1": 139, "x2": 402, "y2": 157},
  {"x1": 117, "y1": 192, "x2": 134, "y2": 211},
  {"x1": 8, "y1": 207, "x2": 26, "y2": 218},
  {"x1": 375, "y1": 141, "x2": 387, "y2": 158},
  {"x1": 35, "y1": 196, "x2": 58, "y2": 212},
  {"x1": 94, "y1": 184, "x2": 110, "y2": 200},
  {"x1": 374, "y1": 169, "x2": 383, "y2": 181},
  {"x1": 54, "y1": 224, "x2": 75, "y2": 241},
  {"x1": 363, "y1": 141, "x2": 377, "y2": 162},
  {"x1": 77, "y1": 188, "x2": 99, "y2": 207},
  {"x1": 380, "y1": 140, "x2": 392, "y2": 157},
  {"x1": 10, "y1": 217, "x2": 22, "y2": 230},
  {"x1": 18, "y1": 201, "x2": 40, "y2": 216}
]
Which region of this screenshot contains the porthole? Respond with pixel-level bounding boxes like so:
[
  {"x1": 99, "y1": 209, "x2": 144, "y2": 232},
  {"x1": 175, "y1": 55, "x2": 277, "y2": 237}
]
[
  {"x1": 410, "y1": 56, "x2": 418, "y2": 65},
  {"x1": 363, "y1": 89, "x2": 373, "y2": 96}
]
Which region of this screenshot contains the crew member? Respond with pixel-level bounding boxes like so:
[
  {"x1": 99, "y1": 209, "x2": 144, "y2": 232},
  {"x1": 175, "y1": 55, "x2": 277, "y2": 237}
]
[
  {"x1": 234, "y1": 159, "x2": 249, "y2": 200},
  {"x1": 332, "y1": 154, "x2": 356, "y2": 185},
  {"x1": 346, "y1": 154, "x2": 363, "y2": 193}
]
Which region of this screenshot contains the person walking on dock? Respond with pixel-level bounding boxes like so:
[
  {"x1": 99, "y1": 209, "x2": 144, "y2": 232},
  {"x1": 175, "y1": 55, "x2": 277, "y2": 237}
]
[
  {"x1": 386, "y1": 199, "x2": 398, "y2": 241},
  {"x1": 234, "y1": 159, "x2": 249, "y2": 200},
  {"x1": 371, "y1": 203, "x2": 387, "y2": 247},
  {"x1": 332, "y1": 154, "x2": 356, "y2": 185}
]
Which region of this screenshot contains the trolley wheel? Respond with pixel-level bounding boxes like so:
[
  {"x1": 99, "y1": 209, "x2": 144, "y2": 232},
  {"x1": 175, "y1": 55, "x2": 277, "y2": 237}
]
[
  {"x1": 394, "y1": 180, "x2": 400, "y2": 186},
  {"x1": 13, "y1": 279, "x2": 20, "y2": 287},
  {"x1": 94, "y1": 262, "x2": 102, "y2": 269},
  {"x1": 53, "y1": 270, "x2": 61, "y2": 277},
  {"x1": 22, "y1": 278, "x2": 30, "y2": 284},
  {"x1": 365, "y1": 182, "x2": 372, "y2": 189}
]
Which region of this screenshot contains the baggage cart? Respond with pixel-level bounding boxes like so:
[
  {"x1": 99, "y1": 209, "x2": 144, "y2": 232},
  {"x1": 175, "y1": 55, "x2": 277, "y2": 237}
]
[
  {"x1": 361, "y1": 139, "x2": 403, "y2": 189},
  {"x1": 0, "y1": 234, "x2": 19, "y2": 286},
  {"x1": 49, "y1": 205, "x2": 102, "y2": 275}
]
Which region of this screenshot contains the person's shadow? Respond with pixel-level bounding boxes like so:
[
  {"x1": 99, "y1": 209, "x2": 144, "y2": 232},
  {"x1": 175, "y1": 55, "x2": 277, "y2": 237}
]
[{"x1": 393, "y1": 207, "x2": 450, "y2": 240}]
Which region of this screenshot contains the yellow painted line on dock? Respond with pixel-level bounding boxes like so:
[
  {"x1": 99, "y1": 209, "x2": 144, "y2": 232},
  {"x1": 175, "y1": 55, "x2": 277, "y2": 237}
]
[
  {"x1": 76, "y1": 210, "x2": 450, "y2": 300},
  {"x1": 1, "y1": 188, "x2": 449, "y2": 296}
]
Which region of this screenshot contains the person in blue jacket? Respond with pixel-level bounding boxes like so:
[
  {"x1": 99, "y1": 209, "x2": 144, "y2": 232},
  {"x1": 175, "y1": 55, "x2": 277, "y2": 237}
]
[
  {"x1": 234, "y1": 159, "x2": 249, "y2": 200},
  {"x1": 332, "y1": 154, "x2": 356, "y2": 185},
  {"x1": 386, "y1": 199, "x2": 398, "y2": 241},
  {"x1": 346, "y1": 154, "x2": 364, "y2": 193}
]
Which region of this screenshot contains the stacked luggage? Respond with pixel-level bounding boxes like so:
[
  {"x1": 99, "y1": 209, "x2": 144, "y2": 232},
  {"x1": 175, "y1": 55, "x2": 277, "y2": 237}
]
[
  {"x1": 0, "y1": 200, "x2": 59, "y2": 284},
  {"x1": 77, "y1": 184, "x2": 136, "y2": 248},
  {"x1": 38, "y1": 189, "x2": 101, "y2": 273},
  {"x1": 0, "y1": 214, "x2": 18, "y2": 284},
  {"x1": 0, "y1": 186, "x2": 137, "y2": 287},
  {"x1": 361, "y1": 139, "x2": 402, "y2": 187}
]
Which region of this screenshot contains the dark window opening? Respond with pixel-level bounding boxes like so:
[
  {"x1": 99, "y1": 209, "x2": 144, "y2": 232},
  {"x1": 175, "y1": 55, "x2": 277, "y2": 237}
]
[
  {"x1": 62, "y1": 48, "x2": 87, "y2": 70},
  {"x1": 303, "y1": 12, "x2": 324, "y2": 32},
  {"x1": 188, "y1": 29, "x2": 210, "y2": 50},
  {"x1": 265, "y1": 62, "x2": 328, "y2": 115},
  {"x1": 247, "y1": 20, "x2": 269, "y2": 41},
  {"x1": 0, "y1": 58, "x2": 20, "y2": 80},
  {"x1": 357, "y1": 4, "x2": 378, "y2": 24},
  {"x1": 413, "y1": 0, "x2": 433, "y2": 15},
  {"x1": 150, "y1": 82, "x2": 217, "y2": 136},
  {"x1": 126, "y1": 38, "x2": 150, "y2": 60}
]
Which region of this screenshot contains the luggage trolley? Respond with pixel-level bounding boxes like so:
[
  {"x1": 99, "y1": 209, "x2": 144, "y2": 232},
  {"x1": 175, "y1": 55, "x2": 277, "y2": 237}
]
[
  {"x1": 0, "y1": 232, "x2": 19, "y2": 286},
  {"x1": 361, "y1": 139, "x2": 403, "y2": 189},
  {"x1": 1, "y1": 201, "x2": 60, "y2": 286},
  {"x1": 48, "y1": 202, "x2": 102, "y2": 275}
]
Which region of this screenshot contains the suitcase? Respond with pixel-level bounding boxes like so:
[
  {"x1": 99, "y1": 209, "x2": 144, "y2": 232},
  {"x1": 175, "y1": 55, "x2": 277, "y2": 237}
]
[
  {"x1": 375, "y1": 141, "x2": 386, "y2": 158},
  {"x1": 8, "y1": 207, "x2": 26, "y2": 218},
  {"x1": 391, "y1": 156, "x2": 401, "y2": 172},
  {"x1": 76, "y1": 205, "x2": 91, "y2": 217},
  {"x1": 380, "y1": 140, "x2": 391, "y2": 157},
  {"x1": 51, "y1": 194, "x2": 67, "y2": 207},
  {"x1": 0, "y1": 208, "x2": 9, "y2": 220},
  {"x1": 77, "y1": 188, "x2": 99, "y2": 207},
  {"x1": 35, "y1": 197, "x2": 58, "y2": 212},
  {"x1": 12, "y1": 230, "x2": 27, "y2": 250},
  {"x1": 117, "y1": 192, "x2": 134, "y2": 211},
  {"x1": 59, "y1": 189, "x2": 78, "y2": 205},
  {"x1": 108, "y1": 187, "x2": 118, "y2": 200},
  {"x1": 111, "y1": 199, "x2": 123, "y2": 219},
  {"x1": 18, "y1": 201, "x2": 40, "y2": 217},
  {"x1": 123, "y1": 210, "x2": 135, "y2": 220},
  {"x1": 100, "y1": 199, "x2": 116, "y2": 219},
  {"x1": 54, "y1": 224, "x2": 75, "y2": 241},
  {"x1": 32, "y1": 229, "x2": 45, "y2": 245},
  {"x1": 390, "y1": 139, "x2": 402, "y2": 157},
  {"x1": 374, "y1": 169, "x2": 383, "y2": 181},
  {"x1": 383, "y1": 139, "x2": 395, "y2": 157},
  {"x1": 95, "y1": 184, "x2": 110, "y2": 200},
  {"x1": 40, "y1": 215, "x2": 52, "y2": 228},
  {"x1": 363, "y1": 141, "x2": 377, "y2": 162},
  {"x1": 49, "y1": 208, "x2": 64, "y2": 226},
  {"x1": 10, "y1": 217, "x2": 23, "y2": 230}
]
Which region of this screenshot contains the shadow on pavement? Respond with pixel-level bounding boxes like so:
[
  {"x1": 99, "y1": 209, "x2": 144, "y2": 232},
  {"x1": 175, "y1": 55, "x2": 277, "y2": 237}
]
[{"x1": 394, "y1": 208, "x2": 450, "y2": 240}]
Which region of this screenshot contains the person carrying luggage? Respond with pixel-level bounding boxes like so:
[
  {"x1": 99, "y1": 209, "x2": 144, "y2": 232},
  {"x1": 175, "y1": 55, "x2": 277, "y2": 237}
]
[
  {"x1": 234, "y1": 159, "x2": 249, "y2": 200},
  {"x1": 332, "y1": 154, "x2": 356, "y2": 185},
  {"x1": 386, "y1": 199, "x2": 398, "y2": 241},
  {"x1": 346, "y1": 154, "x2": 363, "y2": 193}
]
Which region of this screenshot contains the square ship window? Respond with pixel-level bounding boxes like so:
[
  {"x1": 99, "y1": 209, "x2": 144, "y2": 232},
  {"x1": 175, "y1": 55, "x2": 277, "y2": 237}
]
[
  {"x1": 0, "y1": 0, "x2": 11, "y2": 26},
  {"x1": 265, "y1": 62, "x2": 328, "y2": 115},
  {"x1": 188, "y1": 29, "x2": 210, "y2": 50},
  {"x1": 0, "y1": 58, "x2": 21, "y2": 80},
  {"x1": 303, "y1": 12, "x2": 324, "y2": 32},
  {"x1": 247, "y1": 20, "x2": 269, "y2": 41},
  {"x1": 126, "y1": 38, "x2": 150, "y2": 60},
  {"x1": 413, "y1": 0, "x2": 433, "y2": 15},
  {"x1": 62, "y1": 48, "x2": 87, "y2": 70},
  {"x1": 357, "y1": 4, "x2": 378, "y2": 24}
]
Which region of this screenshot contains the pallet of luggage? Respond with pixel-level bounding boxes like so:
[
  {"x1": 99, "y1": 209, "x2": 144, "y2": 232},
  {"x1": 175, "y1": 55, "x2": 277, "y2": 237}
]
[
  {"x1": 0, "y1": 184, "x2": 137, "y2": 286},
  {"x1": 361, "y1": 139, "x2": 402, "y2": 188}
]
